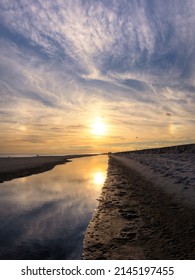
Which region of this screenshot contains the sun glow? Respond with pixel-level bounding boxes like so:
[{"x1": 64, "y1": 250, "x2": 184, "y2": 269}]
[
  {"x1": 94, "y1": 172, "x2": 105, "y2": 185},
  {"x1": 91, "y1": 118, "x2": 107, "y2": 136}
]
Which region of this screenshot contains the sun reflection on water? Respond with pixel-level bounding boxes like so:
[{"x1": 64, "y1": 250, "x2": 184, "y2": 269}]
[
  {"x1": 93, "y1": 171, "x2": 106, "y2": 186},
  {"x1": 0, "y1": 155, "x2": 108, "y2": 259}
]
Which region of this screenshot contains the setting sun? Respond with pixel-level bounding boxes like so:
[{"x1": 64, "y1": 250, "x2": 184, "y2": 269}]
[{"x1": 92, "y1": 118, "x2": 107, "y2": 136}]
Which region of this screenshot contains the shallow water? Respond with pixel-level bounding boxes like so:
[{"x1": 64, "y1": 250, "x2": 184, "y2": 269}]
[{"x1": 0, "y1": 155, "x2": 108, "y2": 259}]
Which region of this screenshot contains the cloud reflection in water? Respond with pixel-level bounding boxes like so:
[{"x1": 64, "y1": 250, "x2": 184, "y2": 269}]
[{"x1": 0, "y1": 155, "x2": 108, "y2": 259}]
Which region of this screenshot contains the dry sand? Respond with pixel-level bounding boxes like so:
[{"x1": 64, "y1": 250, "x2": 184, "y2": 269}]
[
  {"x1": 111, "y1": 153, "x2": 195, "y2": 209},
  {"x1": 0, "y1": 154, "x2": 96, "y2": 183},
  {"x1": 83, "y1": 144, "x2": 195, "y2": 259},
  {"x1": 0, "y1": 156, "x2": 70, "y2": 183}
]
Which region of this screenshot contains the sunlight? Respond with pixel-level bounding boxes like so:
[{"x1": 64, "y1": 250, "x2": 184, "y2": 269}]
[
  {"x1": 93, "y1": 172, "x2": 105, "y2": 185},
  {"x1": 91, "y1": 117, "x2": 107, "y2": 136},
  {"x1": 19, "y1": 125, "x2": 27, "y2": 131}
]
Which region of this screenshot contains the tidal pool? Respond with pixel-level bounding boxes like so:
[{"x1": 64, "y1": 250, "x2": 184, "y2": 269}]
[{"x1": 0, "y1": 155, "x2": 108, "y2": 259}]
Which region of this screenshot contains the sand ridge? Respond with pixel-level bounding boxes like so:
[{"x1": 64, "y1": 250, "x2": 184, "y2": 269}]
[
  {"x1": 111, "y1": 153, "x2": 195, "y2": 209},
  {"x1": 83, "y1": 154, "x2": 195, "y2": 259}
]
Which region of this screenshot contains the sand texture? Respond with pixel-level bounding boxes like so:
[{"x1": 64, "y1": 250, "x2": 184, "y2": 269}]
[
  {"x1": 114, "y1": 144, "x2": 195, "y2": 208},
  {"x1": 83, "y1": 144, "x2": 195, "y2": 259}
]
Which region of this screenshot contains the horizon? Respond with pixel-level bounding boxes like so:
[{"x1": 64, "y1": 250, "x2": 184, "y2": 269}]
[
  {"x1": 0, "y1": 142, "x2": 194, "y2": 157},
  {"x1": 0, "y1": 0, "x2": 195, "y2": 154}
]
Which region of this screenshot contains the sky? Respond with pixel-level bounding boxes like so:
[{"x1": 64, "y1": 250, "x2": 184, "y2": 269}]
[{"x1": 0, "y1": 0, "x2": 195, "y2": 154}]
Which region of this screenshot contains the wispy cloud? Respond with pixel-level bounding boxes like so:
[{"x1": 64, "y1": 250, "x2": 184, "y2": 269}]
[{"x1": 0, "y1": 0, "x2": 194, "y2": 153}]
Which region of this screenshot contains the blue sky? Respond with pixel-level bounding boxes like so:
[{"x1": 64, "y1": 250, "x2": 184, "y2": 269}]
[{"x1": 0, "y1": 0, "x2": 195, "y2": 154}]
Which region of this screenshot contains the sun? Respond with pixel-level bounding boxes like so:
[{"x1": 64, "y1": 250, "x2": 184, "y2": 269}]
[{"x1": 92, "y1": 118, "x2": 107, "y2": 136}]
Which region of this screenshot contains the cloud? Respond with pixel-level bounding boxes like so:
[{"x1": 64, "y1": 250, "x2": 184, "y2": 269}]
[
  {"x1": 1, "y1": 0, "x2": 194, "y2": 81},
  {"x1": 0, "y1": 0, "x2": 194, "y2": 153}
]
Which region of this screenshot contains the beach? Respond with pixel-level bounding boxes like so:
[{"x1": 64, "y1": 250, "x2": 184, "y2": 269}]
[
  {"x1": 0, "y1": 154, "x2": 96, "y2": 183},
  {"x1": 83, "y1": 144, "x2": 195, "y2": 259},
  {"x1": 0, "y1": 145, "x2": 194, "y2": 259}
]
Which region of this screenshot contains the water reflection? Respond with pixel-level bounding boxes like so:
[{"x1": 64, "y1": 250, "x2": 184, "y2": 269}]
[
  {"x1": 93, "y1": 172, "x2": 106, "y2": 186},
  {"x1": 0, "y1": 155, "x2": 108, "y2": 259}
]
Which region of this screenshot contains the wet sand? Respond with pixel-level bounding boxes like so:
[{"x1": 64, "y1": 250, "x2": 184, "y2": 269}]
[
  {"x1": 83, "y1": 155, "x2": 195, "y2": 259},
  {"x1": 0, "y1": 154, "x2": 96, "y2": 183}
]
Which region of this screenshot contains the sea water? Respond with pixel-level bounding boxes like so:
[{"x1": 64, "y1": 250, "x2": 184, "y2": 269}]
[{"x1": 0, "y1": 155, "x2": 108, "y2": 259}]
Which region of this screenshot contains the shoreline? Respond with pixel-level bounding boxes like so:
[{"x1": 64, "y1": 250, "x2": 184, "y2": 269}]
[
  {"x1": 83, "y1": 145, "x2": 195, "y2": 259},
  {"x1": 1, "y1": 144, "x2": 194, "y2": 259},
  {"x1": 0, "y1": 154, "x2": 97, "y2": 183}
]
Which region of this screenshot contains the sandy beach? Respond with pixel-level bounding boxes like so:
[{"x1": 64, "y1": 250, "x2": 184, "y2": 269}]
[
  {"x1": 0, "y1": 154, "x2": 96, "y2": 183},
  {"x1": 83, "y1": 144, "x2": 195, "y2": 259},
  {"x1": 0, "y1": 156, "x2": 70, "y2": 183},
  {"x1": 1, "y1": 145, "x2": 194, "y2": 259}
]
